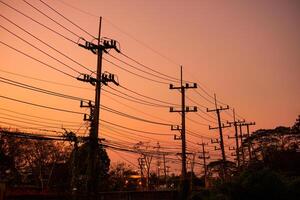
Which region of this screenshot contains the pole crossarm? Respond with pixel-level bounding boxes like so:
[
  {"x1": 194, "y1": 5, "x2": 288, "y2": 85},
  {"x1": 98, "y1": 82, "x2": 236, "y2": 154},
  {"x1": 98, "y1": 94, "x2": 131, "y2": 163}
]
[
  {"x1": 170, "y1": 106, "x2": 197, "y2": 113},
  {"x1": 78, "y1": 37, "x2": 120, "y2": 54},
  {"x1": 211, "y1": 138, "x2": 219, "y2": 144},
  {"x1": 206, "y1": 105, "x2": 229, "y2": 113},
  {"x1": 209, "y1": 123, "x2": 231, "y2": 130}
]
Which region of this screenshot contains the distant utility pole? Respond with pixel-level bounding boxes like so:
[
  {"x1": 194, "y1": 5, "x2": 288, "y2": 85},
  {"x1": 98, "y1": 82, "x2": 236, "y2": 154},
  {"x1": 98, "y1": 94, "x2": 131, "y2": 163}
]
[
  {"x1": 198, "y1": 140, "x2": 209, "y2": 186},
  {"x1": 154, "y1": 142, "x2": 161, "y2": 188},
  {"x1": 162, "y1": 154, "x2": 168, "y2": 186},
  {"x1": 227, "y1": 109, "x2": 244, "y2": 168},
  {"x1": 138, "y1": 157, "x2": 145, "y2": 189},
  {"x1": 240, "y1": 122, "x2": 255, "y2": 162},
  {"x1": 207, "y1": 94, "x2": 230, "y2": 181},
  {"x1": 189, "y1": 153, "x2": 196, "y2": 191},
  {"x1": 238, "y1": 123, "x2": 246, "y2": 165},
  {"x1": 77, "y1": 17, "x2": 120, "y2": 193},
  {"x1": 170, "y1": 66, "x2": 197, "y2": 196}
]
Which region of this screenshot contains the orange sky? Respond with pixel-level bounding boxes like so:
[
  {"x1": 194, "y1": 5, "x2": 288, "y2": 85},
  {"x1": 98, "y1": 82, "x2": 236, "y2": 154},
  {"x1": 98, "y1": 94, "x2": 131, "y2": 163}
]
[{"x1": 0, "y1": 0, "x2": 299, "y2": 174}]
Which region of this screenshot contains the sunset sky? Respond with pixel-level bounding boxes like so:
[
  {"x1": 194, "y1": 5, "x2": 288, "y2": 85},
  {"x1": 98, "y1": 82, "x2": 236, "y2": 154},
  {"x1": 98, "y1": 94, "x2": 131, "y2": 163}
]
[{"x1": 0, "y1": 0, "x2": 299, "y2": 174}]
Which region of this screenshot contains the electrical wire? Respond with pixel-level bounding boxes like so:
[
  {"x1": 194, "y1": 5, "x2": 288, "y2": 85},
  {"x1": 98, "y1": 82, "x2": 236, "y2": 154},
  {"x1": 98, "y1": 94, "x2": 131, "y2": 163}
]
[
  {"x1": 0, "y1": 107, "x2": 80, "y2": 124},
  {"x1": 0, "y1": 14, "x2": 93, "y2": 73},
  {"x1": 0, "y1": 121, "x2": 63, "y2": 134},
  {"x1": 23, "y1": 0, "x2": 81, "y2": 39},
  {"x1": 0, "y1": 68, "x2": 91, "y2": 90},
  {"x1": 103, "y1": 57, "x2": 169, "y2": 85},
  {"x1": 119, "y1": 85, "x2": 179, "y2": 106},
  {"x1": 101, "y1": 104, "x2": 171, "y2": 126},
  {"x1": 0, "y1": 41, "x2": 76, "y2": 78},
  {"x1": 102, "y1": 93, "x2": 175, "y2": 124},
  {"x1": 102, "y1": 87, "x2": 168, "y2": 108},
  {"x1": 0, "y1": 24, "x2": 81, "y2": 74},
  {"x1": 0, "y1": 116, "x2": 78, "y2": 130},
  {"x1": 107, "y1": 86, "x2": 169, "y2": 108},
  {"x1": 0, "y1": 0, "x2": 76, "y2": 44},
  {"x1": 0, "y1": 95, "x2": 84, "y2": 115},
  {"x1": 39, "y1": 0, "x2": 96, "y2": 39},
  {"x1": 0, "y1": 112, "x2": 80, "y2": 127},
  {"x1": 100, "y1": 119, "x2": 171, "y2": 136},
  {"x1": 0, "y1": 76, "x2": 90, "y2": 102},
  {"x1": 108, "y1": 53, "x2": 175, "y2": 83},
  {"x1": 1, "y1": 76, "x2": 171, "y2": 127}
]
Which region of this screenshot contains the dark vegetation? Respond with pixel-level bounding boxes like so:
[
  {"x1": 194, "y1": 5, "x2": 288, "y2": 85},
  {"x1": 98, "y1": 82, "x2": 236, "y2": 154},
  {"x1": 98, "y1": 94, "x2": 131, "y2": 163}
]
[
  {"x1": 192, "y1": 116, "x2": 300, "y2": 200},
  {"x1": 0, "y1": 116, "x2": 299, "y2": 200}
]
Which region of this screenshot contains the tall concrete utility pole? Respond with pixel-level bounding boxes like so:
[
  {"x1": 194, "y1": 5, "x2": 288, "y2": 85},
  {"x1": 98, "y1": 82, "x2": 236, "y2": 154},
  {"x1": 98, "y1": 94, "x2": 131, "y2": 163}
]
[
  {"x1": 77, "y1": 17, "x2": 120, "y2": 193},
  {"x1": 207, "y1": 94, "x2": 230, "y2": 181},
  {"x1": 240, "y1": 122, "x2": 255, "y2": 162},
  {"x1": 170, "y1": 66, "x2": 197, "y2": 198},
  {"x1": 198, "y1": 140, "x2": 209, "y2": 186},
  {"x1": 227, "y1": 109, "x2": 244, "y2": 168},
  {"x1": 86, "y1": 16, "x2": 103, "y2": 194},
  {"x1": 238, "y1": 124, "x2": 245, "y2": 165}
]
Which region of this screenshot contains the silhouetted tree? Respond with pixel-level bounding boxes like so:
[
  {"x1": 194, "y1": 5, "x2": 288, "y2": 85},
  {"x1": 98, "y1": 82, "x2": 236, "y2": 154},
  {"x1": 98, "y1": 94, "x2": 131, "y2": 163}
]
[
  {"x1": 108, "y1": 162, "x2": 139, "y2": 191},
  {"x1": 69, "y1": 142, "x2": 110, "y2": 192}
]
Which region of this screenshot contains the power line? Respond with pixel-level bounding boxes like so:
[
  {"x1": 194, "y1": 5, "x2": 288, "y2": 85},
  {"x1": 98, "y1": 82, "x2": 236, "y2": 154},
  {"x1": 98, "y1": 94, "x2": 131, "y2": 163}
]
[
  {"x1": 185, "y1": 115, "x2": 209, "y2": 126},
  {"x1": 57, "y1": 0, "x2": 99, "y2": 18},
  {"x1": 0, "y1": 40, "x2": 76, "y2": 78},
  {"x1": 0, "y1": 25, "x2": 82, "y2": 74},
  {"x1": 102, "y1": 93, "x2": 175, "y2": 124},
  {"x1": 102, "y1": 87, "x2": 168, "y2": 108},
  {"x1": 120, "y1": 52, "x2": 191, "y2": 83},
  {"x1": 101, "y1": 104, "x2": 171, "y2": 126},
  {"x1": 0, "y1": 68, "x2": 91, "y2": 90},
  {"x1": 103, "y1": 17, "x2": 180, "y2": 66},
  {"x1": 107, "y1": 86, "x2": 169, "y2": 108},
  {"x1": 101, "y1": 119, "x2": 171, "y2": 136},
  {"x1": 0, "y1": 127, "x2": 64, "y2": 138},
  {"x1": 0, "y1": 112, "x2": 80, "y2": 127},
  {"x1": 185, "y1": 95, "x2": 207, "y2": 109},
  {"x1": 0, "y1": 115, "x2": 78, "y2": 130},
  {"x1": 23, "y1": 0, "x2": 81, "y2": 39},
  {"x1": 0, "y1": 107, "x2": 80, "y2": 124},
  {"x1": 108, "y1": 53, "x2": 175, "y2": 83},
  {"x1": 103, "y1": 57, "x2": 169, "y2": 85},
  {"x1": 0, "y1": 95, "x2": 84, "y2": 115},
  {"x1": 102, "y1": 123, "x2": 176, "y2": 144},
  {"x1": 0, "y1": 76, "x2": 89, "y2": 102},
  {"x1": 0, "y1": 14, "x2": 93, "y2": 73},
  {"x1": 39, "y1": 0, "x2": 96, "y2": 39},
  {"x1": 194, "y1": 89, "x2": 216, "y2": 106},
  {"x1": 0, "y1": 121, "x2": 63, "y2": 134},
  {"x1": 0, "y1": 0, "x2": 76, "y2": 44},
  {"x1": 186, "y1": 129, "x2": 212, "y2": 140},
  {"x1": 51, "y1": 0, "x2": 246, "y2": 123},
  {"x1": 110, "y1": 148, "x2": 139, "y2": 168},
  {"x1": 1, "y1": 76, "x2": 170, "y2": 127},
  {"x1": 119, "y1": 85, "x2": 179, "y2": 106},
  {"x1": 195, "y1": 113, "x2": 217, "y2": 124}
]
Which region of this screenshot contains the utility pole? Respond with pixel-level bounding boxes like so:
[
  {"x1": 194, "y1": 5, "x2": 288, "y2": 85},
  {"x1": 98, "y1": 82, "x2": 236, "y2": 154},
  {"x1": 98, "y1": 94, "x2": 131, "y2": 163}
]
[
  {"x1": 154, "y1": 142, "x2": 161, "y2": 188},
  {"x1": 207, "y1": 94, "x2": 230, "y2": 181},
  {"x1": 238, "y1": 123, "x2": 246, "y2": 165},
  {"x1": 170, "y1": 66, "x2": 197, "y2": 198},
  {"x1": 189, "y1": 153, "x2": 196, "y2": 191},
  {"x1": 240, "y1": 122, "x2": 255, "y2": 162},
  {"x1": 163, "y1": 154, "x2": 168, "y2": 186},
  {"x1": 77, "y1": 17, "x2": 120, "y2": 193},
  {"x1": 138, "y1": 157, "x2": 145, "y2": 190},
  {"x1": 227, "y1": 109, "x2": 244, "y2": 168},
  {"x1": 198, "y1": 140, "x2": 209, "y2": 187}
]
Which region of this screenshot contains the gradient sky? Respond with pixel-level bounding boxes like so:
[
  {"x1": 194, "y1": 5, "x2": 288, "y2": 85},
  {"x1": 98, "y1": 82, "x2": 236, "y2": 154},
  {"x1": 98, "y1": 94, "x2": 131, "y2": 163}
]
[{"x1": 0, "y1": 0, "x2": 299, "y2": 174}]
